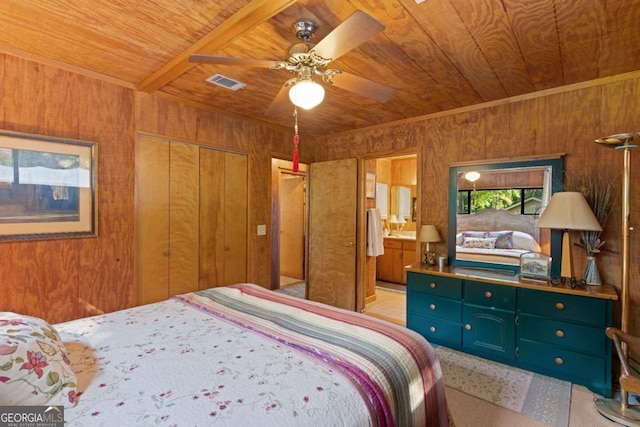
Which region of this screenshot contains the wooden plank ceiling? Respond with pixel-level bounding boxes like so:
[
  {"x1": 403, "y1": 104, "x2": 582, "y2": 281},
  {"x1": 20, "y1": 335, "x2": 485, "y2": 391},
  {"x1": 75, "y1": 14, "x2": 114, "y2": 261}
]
[{"x1": 1, "y1": 0, "x2": 639, "y2": 136}]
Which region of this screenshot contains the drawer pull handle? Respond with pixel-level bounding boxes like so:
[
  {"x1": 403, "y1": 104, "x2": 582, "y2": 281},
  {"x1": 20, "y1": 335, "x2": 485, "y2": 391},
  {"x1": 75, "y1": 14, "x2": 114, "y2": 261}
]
[
  {"x1": 464, "y1": 324, "x2": 472, "y2": 331},
  {"x1": 430, "y1": 282, "x2": 437, "y2": 289},
  {"x1": 555, "y1": 302, "x2": 565, "y2": 310},
  {"x1": 556, "y1": 329, "x2": 565, "y2": 338},
  {"x1": 429, "y1": 326, "x2": 436, "y2": 333},
  {"x1": 555, "y1": 357, "x2": 564, "y2": 365},
  {"x1": 485, "y1": 291, "x2": 493, "y2": 298},
  {"x1": 429, "y1": 304, "x2": 436, "y2": 310}
]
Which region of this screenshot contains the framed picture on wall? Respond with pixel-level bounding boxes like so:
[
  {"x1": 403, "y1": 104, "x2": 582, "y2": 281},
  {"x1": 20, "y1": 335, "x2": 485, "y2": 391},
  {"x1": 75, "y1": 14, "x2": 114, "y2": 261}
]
[
  {"x1": 0, "y1": 130, "x2": 98, "y2": 241},
  {"x1": 366, "y1": 173, "x2": 376, "y2": 198}
]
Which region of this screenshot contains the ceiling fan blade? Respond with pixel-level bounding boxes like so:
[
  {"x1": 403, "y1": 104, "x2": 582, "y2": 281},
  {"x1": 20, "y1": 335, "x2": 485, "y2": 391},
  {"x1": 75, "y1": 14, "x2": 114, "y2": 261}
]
[
  {"x1": 313, "y1": 10, "x2": 385, "y2": 61},
  {"x1": 328, "y1": 71, "x2": 397, "y2": 103},
  {"x1": 189, "y1": 54, "x2": 284, "y2": 69},
  {"x1": 265, "y1": 80, "x2": 295, "y2": 116}
]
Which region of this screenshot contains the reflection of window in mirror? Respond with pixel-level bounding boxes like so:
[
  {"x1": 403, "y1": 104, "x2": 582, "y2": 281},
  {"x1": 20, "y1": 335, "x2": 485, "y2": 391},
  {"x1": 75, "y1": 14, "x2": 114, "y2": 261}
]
[
  {"x1": 397, "y1": 186, "x2": 411, "y2": 219},
  {"x1": 376, "y1": 183, "x2": 388, "y2": 218},
  {"x1": 449, "y1": 157, "x2": 564, "y2": 276}
]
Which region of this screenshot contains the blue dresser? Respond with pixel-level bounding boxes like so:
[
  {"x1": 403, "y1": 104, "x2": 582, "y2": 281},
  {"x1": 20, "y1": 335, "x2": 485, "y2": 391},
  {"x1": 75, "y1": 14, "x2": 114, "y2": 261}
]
[{"x1": 406, "y1": 265, "x2": 617, "y2": 397}]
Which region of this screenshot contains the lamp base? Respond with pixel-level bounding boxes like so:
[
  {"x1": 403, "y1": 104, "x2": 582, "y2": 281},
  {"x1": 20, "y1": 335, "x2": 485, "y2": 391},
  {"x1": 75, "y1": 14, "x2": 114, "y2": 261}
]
[
  {"x1": 594, "y1": 398, "x2": 640, "y2": 426},
  {"x1": 560, "y1": 230, "x2": 573, "y2": 279},
  {"x1": 424, "y1": 251, "x2": 436, "y2": 265}
]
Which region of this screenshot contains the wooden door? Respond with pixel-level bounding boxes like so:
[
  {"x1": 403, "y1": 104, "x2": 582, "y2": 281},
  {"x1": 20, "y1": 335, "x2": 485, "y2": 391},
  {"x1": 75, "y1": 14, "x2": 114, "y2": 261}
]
[
  {"x1": 199, "y1": 147, "x2": 225, "y2": 288},
  {"x1": 137, "y1": 136, "x2": 170, "y2": 304},
  {"x1": 307, "y1": 158, "x2": 358, "y2": 310},
  {"x1": 169, "y1": 143, "x2": 200, "y2": 296},
  {"x1": 280, "y1": 174, "x2": 305, "y2": 279},
  {"x1": 199, "y1": 148, "x2": 248, "y2": 288},
  {"x1": 223, "y1": 152, "x2": 247, "y2": 285}
]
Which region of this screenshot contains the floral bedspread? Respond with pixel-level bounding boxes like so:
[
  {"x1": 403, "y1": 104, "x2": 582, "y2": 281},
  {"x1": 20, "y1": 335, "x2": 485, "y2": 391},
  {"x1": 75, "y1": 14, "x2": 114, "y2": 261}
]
[{"x1": 56, "y1": 283, "x2": 449, "y2": 426}]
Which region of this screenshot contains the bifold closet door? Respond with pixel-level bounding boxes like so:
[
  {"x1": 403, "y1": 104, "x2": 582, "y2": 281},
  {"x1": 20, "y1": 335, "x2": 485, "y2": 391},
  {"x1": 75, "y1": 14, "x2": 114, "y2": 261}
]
[
  {"x1": 137, "y1": 137, "x2": 199, "y2": 305},
  {"x1": 199, "y1": 148, "x2": 247, "y2": 289},
  {"x1": 168, "y1": 142, "x2": 199, "y2": 296},
  {"x1": 137, "y1": 136, "x2": 170, "y2": 304}
]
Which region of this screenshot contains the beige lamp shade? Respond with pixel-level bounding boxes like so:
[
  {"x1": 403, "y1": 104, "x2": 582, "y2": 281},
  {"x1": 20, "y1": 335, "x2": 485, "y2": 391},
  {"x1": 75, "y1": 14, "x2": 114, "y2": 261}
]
[
  {"x1": 535, "y1": 191, "x2": 601, "y2": 279},
  {"x1": 388, "y1": 214, "x2": 400, "y2": 224},
  {"x1": 535, "y1": 192, "x2": 602, "y2": 231},
  {"x1": 397, "y1": 215, "x2": 407, "y2": 224},
  {"x1": 419, "y1": 224, "x2": 441, "y2": 243}
]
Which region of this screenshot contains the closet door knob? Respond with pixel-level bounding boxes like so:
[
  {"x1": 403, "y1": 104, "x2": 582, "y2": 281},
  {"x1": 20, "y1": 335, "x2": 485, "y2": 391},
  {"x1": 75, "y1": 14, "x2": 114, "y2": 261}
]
[
  {"x1": 484, "y1": 291, "x2": 493, "y2": 298},
  {"x1": 429, "y1": 304, "x2": 436, "y2": 310},
  {"x1": 465, "y1": 324, "x2": 472, "y2": 331},
  {"x1": 555, "y1": 357, "x2": 564, "y2": 365},
  {"x1": 556, "y1": 329, "x2": 565, "y2": 338},
  {"x1": 430, "y1": 282, "x2": 437, "y2": 289},
  {"x1": 555, "y1": 302, "x2": 565, "y2": 310},
  {"x1": 429, "y1": 326, "x2": 436, "y2": 333}
]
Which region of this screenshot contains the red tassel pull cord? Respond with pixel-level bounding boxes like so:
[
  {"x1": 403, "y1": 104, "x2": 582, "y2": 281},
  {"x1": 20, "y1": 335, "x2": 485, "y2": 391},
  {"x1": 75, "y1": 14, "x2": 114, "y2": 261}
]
[
  {"x1": 292, "y1": 107, "x2": 299, "y2": 172},
  {"x1": 292, "y1": 134, "x2": 299, "y2": 172}
]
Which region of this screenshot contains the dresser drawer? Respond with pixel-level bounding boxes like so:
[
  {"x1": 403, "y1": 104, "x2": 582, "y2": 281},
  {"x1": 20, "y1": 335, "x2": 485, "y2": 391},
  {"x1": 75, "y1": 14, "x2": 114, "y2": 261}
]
[
  {"x1": 518, "y1": 289, "x2": 607, "y2": 327},
  {"x1": 408, "y1": 293, "x2": 461, "y2": 322},
  {"x1": 518, "y1": 314, "x2": 606, "y2": 354},
  {"x1": 464, "y1": 280, "x2": 516, "y2": 310},
  {"x1": 518, "y1": 340, "x2": 606, "y2": 385},
  {"x1": 407, "y1": 272, "x2": 462, "y2": 299},
  {"x1": 407, "y1": 312, "x2": 462, "y2": 347}
]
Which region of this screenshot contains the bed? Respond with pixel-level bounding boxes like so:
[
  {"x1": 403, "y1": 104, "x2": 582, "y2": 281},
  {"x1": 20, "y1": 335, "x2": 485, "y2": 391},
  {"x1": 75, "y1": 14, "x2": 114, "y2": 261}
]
[
  {"x1": 0, "y1": 283, "x2": 450, "y2": 426},
  {"x1": 456, "y1": 209, "x2": 542, "y2": 266}
]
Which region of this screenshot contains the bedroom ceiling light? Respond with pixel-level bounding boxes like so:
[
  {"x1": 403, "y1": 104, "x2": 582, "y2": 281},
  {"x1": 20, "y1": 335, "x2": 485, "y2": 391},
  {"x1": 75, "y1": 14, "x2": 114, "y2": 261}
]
[
  {"x1": 464, "y1": 171, "x2": 481, "y2": 182},
  {"x1": 535, "y1": 192, "x2": 602, "y2": 279},
  {"x1": 289, "y1": 79, "x2": 325, "y2": 109}
]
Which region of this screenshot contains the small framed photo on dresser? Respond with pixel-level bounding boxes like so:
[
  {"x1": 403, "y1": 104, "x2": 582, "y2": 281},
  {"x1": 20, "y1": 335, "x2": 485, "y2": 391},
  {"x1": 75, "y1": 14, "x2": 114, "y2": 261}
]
[{"x1": 520, "y1": 251, "x2": 551, "y2": 279}]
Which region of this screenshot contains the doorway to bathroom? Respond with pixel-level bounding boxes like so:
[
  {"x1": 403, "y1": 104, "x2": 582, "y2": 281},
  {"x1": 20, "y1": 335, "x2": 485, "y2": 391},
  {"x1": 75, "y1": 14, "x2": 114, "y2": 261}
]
[{"x1": 271, "y1": 159, "x2": 307, "y2": 291}]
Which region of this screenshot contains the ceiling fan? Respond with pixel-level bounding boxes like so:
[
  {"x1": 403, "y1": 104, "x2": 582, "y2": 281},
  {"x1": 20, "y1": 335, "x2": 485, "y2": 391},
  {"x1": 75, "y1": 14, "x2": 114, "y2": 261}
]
[{"x1": 189, "y1": 10, "x2": 398, "y2": 115}]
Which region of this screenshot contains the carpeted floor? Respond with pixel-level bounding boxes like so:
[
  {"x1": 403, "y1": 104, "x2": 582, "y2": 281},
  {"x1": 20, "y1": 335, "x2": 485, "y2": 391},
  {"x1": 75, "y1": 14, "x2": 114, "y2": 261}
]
[{"x1": 276, "y1": 282, "x2": 305, "y2": 298}]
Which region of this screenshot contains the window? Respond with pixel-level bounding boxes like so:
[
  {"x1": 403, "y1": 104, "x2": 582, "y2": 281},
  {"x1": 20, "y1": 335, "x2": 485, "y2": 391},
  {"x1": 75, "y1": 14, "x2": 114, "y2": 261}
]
[{"x1": 457, "y1": 188, "x2": 543, "y2": 215}]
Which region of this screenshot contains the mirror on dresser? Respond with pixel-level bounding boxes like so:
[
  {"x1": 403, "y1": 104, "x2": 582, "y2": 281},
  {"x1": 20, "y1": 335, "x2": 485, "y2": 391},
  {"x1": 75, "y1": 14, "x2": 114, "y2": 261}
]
[{"x1": 447, "y1": 155, "x2": 565, "y2": 277}]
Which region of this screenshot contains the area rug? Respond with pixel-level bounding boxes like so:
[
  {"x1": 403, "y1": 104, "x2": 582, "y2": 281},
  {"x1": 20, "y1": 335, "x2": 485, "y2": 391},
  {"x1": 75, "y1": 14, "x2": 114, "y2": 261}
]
[
  {"x1": 435, "y1": 346, "x2": 571, "y2": 427},
  {"x1": 276, "y1": 283, "x2": 305, "y2": 299}
]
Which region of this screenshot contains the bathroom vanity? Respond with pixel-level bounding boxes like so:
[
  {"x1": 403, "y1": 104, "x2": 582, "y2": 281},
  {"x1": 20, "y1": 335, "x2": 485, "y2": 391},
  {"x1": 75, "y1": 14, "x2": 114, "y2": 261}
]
[{"x1": 377, "y1": 236, "x2": 416, "y2": 284}]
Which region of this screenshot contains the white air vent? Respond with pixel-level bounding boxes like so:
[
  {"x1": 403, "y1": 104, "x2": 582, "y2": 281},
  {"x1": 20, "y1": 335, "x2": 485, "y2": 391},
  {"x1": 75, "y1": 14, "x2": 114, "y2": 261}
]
[{"x1": 206, "y1": 74, "x2": 246, "y2": 91}]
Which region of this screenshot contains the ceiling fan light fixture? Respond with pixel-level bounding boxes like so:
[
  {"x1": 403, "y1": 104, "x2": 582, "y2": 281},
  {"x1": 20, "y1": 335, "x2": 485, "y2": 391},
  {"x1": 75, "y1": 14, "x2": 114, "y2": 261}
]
[{"x1": 289, "y1": 80, "x2": 325, "y2": 110}]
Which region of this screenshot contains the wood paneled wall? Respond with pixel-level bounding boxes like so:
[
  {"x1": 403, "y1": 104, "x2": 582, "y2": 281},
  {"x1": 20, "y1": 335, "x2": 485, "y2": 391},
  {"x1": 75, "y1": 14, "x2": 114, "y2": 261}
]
[
  {"x1": 0, "y1": 54, "x2": 136, "y2": 323},
  {"x1": 1, "y1": 53, "x2": 315, "y2": 323},
  {"x1": 317, "y1": 76, "x2": 640, "y2": 337}
]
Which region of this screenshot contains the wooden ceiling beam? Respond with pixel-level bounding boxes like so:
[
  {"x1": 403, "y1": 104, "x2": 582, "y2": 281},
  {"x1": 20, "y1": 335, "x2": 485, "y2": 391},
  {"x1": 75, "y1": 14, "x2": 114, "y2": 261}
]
[{"x1": 137, "y1": 0, "x2": 297, "y2": 93}]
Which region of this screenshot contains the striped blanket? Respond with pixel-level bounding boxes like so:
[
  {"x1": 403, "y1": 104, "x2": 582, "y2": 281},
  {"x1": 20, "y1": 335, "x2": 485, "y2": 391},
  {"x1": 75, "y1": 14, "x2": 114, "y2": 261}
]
[
  {"x1": 58, "y1": 283, "x2": 449, "y2": 426},
  {"x1": 181, "y1": 284, "x2": 450, "y2": 426}
]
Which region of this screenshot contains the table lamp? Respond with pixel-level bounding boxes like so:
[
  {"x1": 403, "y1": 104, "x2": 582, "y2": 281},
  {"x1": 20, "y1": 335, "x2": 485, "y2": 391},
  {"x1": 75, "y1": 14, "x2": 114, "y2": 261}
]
[
  {"x1": 419, "y1": 224, "x2": 441, "y2": 265},
  {"x1": 535, "y1": 192, "x2": 602, "y2": 279}
]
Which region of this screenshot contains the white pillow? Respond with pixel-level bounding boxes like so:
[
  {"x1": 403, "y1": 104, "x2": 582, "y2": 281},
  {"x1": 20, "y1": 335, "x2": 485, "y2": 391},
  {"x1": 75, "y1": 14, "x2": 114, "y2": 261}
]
[
  {"x1": 509, "y1": 231, "x2": 541, "y2": 252},
  {"x1": 0, "y1": 312, "x2": 77, "y2": 407},
  {"x1": 462, "y1": 237, "x2": 497, "y2": 249}
]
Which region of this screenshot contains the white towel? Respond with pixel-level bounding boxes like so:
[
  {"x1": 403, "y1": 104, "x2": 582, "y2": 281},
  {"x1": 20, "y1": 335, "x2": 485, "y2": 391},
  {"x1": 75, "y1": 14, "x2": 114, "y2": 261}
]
[{"x1": 367, "y1": 208, "x2": 384, "y2": 256}]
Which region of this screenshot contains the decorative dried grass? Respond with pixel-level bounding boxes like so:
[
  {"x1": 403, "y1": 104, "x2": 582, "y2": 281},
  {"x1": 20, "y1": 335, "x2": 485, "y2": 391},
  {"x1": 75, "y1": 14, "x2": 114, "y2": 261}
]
[{"x1": 565, "y1": 173, "x2": 616, "y2": 254}]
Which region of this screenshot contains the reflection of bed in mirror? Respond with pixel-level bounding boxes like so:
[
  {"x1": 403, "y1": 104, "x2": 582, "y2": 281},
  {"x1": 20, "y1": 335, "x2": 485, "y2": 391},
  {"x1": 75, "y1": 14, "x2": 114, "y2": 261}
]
[{"x1": 456, "y1": 209, "x2": 544, "y2": 267}]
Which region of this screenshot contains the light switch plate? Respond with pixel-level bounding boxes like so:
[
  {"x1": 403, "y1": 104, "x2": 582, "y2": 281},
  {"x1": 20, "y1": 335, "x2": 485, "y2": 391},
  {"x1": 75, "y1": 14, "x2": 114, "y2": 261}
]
[{"x1": 257, "y1": 224, "x2": 266, "y2": 236}]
